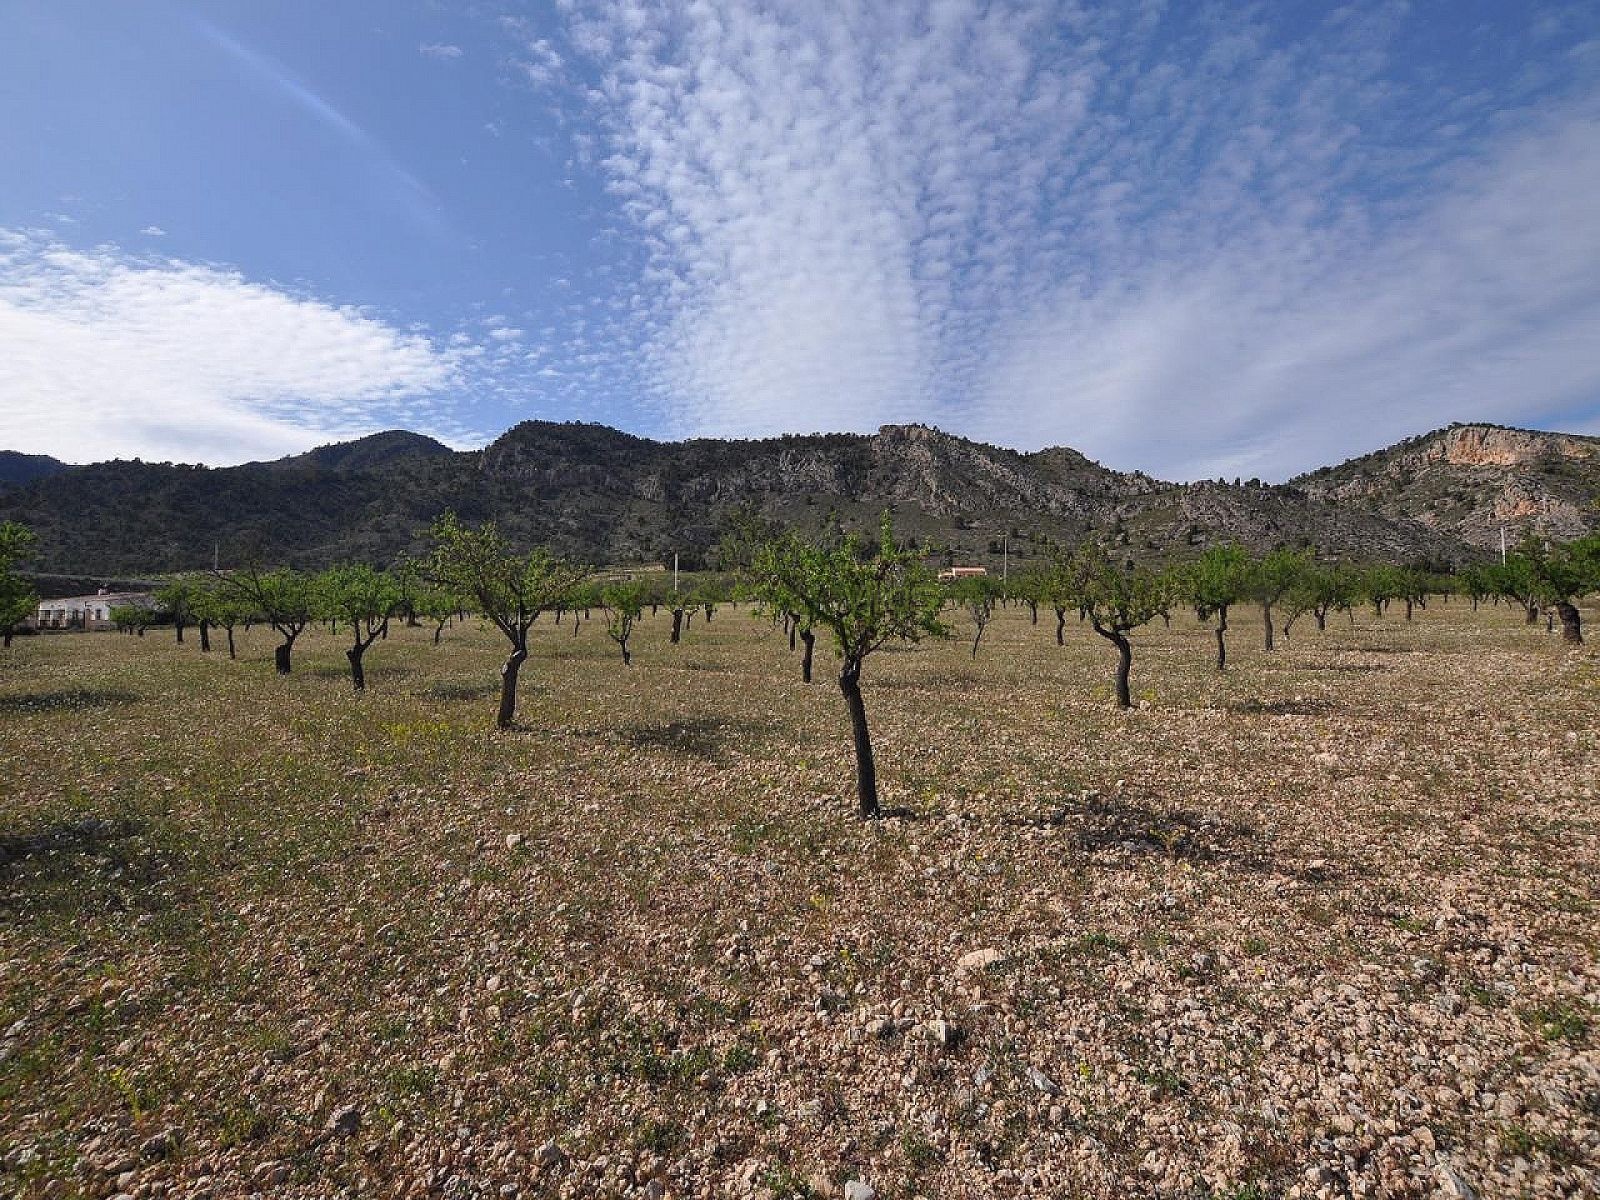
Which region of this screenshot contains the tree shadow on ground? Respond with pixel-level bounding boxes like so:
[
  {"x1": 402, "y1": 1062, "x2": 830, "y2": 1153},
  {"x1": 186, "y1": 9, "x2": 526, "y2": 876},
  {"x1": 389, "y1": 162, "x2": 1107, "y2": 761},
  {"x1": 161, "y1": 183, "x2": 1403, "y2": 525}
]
[
  {"x1": 1003, "y1": 793, "x2": 1352, "y2": 884},
  {"x1": 610, "y1": 717, "x2": 781, "y2": 762},
  {"x1": 1228, "y1": 697, "x2": 1341, "y2": 716},
  {"x1": 308, "y1": 664, "x2": 416, "y2": 681},
  {"x1": 425, "y1": 680, "x2": 500, "y2": 702},
  {"x1": 0, "y1": 815, "x2": 161, "y2": 917},
  {"x1": 0, "y1": 689, "x2": 140, "y2": 714}
]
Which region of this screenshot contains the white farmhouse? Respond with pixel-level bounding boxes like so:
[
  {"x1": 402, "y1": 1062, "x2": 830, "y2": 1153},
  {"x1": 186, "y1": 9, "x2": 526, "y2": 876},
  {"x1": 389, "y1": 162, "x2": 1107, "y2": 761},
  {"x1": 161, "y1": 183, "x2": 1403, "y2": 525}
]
[{"x1": 34, "y1": 589, "x2": 156, "y2": 631}]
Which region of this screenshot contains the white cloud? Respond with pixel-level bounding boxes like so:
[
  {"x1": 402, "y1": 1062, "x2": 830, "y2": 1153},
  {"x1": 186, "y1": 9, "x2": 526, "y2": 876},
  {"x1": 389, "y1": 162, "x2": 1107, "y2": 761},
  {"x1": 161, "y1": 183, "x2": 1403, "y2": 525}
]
[
  {"x1": 0, "y1": 232, "x2": 476, "y2": 464},
  {"x1": 980, "y1": 102, "x2": 1600, "y2": 479},
  {"x1": 541, "y1": 0, "x2": 1600, "y2": 478},
  {"x1": 139, "y1": 225, "x2": 167, "y2": 237},
  {"x1": 419, "y1": 43, "x2": 464, "y2": 61}
]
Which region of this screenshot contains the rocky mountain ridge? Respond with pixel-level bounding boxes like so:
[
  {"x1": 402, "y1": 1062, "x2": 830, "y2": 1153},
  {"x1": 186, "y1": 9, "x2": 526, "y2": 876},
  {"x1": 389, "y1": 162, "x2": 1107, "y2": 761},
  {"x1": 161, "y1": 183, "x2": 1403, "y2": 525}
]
[
  {"x1": 1292, "y1": 423, "x2": 1600, "y2": 548},
  {"x1": 0, "y1": 420, "x2": 1593, "y2": 574}
]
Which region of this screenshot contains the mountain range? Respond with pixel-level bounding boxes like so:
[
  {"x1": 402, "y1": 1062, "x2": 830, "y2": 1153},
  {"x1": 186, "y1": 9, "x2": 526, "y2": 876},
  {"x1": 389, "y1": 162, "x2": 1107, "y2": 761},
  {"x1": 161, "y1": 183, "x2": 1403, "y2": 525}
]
[{"x1": 1, "y1": 421, "x2": 1595, "y2": 576}]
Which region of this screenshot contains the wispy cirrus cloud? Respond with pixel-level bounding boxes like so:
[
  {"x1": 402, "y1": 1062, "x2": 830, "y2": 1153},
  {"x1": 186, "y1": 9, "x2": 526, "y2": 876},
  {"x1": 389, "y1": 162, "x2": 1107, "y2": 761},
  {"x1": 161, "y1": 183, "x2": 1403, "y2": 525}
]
[
  {"x1": 0, "y1": 231, "x2": 480, "y2": 464},
  {"x1": 514, "y1": 0, "x2": 1600, "y2": 478}
]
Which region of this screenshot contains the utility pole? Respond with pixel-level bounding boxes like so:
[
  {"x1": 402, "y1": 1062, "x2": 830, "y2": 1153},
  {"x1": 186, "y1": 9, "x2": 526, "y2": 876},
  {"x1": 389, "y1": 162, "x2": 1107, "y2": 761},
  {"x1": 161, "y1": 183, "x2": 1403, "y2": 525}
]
[
  {"x1": 1500, "y1": 527, "x2": 1507, "y2": 565},
  {"x1": 673, "y1": 552, "x2": 679, "y2": 594},
  {"x1": 1002, "y1": 535, "x2": 1009, "y2": 583}
]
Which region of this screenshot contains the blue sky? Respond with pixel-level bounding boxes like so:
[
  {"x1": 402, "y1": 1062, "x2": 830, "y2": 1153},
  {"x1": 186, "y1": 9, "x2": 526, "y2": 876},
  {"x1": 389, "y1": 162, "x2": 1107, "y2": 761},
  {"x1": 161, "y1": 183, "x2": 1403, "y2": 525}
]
[{"x1": 2, "y1": 1, "x2": 1598, "y2": 479}]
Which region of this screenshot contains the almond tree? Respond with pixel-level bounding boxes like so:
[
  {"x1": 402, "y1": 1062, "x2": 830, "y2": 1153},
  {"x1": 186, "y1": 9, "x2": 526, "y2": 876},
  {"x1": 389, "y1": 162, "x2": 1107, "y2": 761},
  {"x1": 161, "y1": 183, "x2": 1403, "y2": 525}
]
[
  {"x1": 1359, "y1": 564, "x2": 1405, "y2": 618},
  {"x1": 0, "y1": 522, "x2": 39, "y2": 649},
  {"x1": 1182, "y1": 543, "x2": 1250, "y2": 670},
  {"x1": 220, "y1": 566, "x2": 315, "y2": 673},
  {"x1": 426, "y1": 512, "x2": 587, "y2": 728},
  {"x1": 1250, "y1": 549, "x2": 1311, "y2": 650},
  {"x1": 602, "y1": 580, "x2": 645, "y2": 665},
  {"x1": 1008, "y1": 568, "x2": 1045, "y2": 626},
  {"x1": 155, "y1": 577, "x2": 201, "y2": 646},
  {"x1": 954, "y1": 575, "x2": 1000, "y2": 658},
  {"x1": 191, "y1": 577, "x2": 251, "y2": 659},
  {"x1": 317, "y1": 564, "x2": 400, "y2": 691},
  {"x1": 417, "y1": 582, "x2": 464, "y2": 644},
  {"x1": 1484, "y1": 554, "x2": 1541, "y2": 624},
  {"x1": 1282, "y1": 563, "x2": 1356, "y2": 635},
  {"x1": 1073, "y1": 547, "x2": 1175, "y2": 708},
  {"x1": 749, "y1": 516, "x2": 948, "y2": 819},
  {"x1": 1529, "y1": 534, "x2": 1599, "y2": 644}
]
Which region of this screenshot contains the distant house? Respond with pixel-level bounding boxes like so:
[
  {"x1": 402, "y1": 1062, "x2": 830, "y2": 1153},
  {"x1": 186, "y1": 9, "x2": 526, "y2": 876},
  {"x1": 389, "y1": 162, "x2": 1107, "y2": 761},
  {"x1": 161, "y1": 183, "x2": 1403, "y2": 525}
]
[
  {"x1": 938, "y1": 566, "x2": 989, "y2": 581},
  {"x1": 33, "y1": 589, "x2": 156, "y2": 632}
]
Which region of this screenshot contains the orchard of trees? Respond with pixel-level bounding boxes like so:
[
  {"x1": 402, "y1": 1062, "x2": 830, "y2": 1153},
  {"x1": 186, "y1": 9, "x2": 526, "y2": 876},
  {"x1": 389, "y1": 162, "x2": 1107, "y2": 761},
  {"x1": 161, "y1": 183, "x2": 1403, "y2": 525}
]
[{"x1": 4, "y1": 512, "x2": 1598, "y2": 820}]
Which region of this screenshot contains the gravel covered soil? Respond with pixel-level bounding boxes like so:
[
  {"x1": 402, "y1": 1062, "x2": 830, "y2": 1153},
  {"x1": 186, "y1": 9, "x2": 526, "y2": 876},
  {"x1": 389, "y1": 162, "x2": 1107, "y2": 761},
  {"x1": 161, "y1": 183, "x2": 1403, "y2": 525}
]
[{"x1": 1, "y1": 600, "x2": 1596, "y2": 1199}]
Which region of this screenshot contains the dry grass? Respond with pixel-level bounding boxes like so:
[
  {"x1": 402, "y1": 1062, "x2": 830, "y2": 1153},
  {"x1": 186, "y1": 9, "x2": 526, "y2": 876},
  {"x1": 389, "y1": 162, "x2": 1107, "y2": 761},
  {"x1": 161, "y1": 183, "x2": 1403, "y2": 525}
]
[{"x1": 1, "y1": 599, "x2": 1596, "y2": 1199}]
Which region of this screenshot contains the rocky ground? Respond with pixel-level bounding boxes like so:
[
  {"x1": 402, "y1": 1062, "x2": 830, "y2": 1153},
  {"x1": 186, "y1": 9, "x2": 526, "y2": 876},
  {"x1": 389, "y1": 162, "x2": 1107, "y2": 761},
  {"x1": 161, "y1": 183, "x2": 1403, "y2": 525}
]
[{"x1": 1, "y1": 599, "x2": 1596, "y2": 1198}]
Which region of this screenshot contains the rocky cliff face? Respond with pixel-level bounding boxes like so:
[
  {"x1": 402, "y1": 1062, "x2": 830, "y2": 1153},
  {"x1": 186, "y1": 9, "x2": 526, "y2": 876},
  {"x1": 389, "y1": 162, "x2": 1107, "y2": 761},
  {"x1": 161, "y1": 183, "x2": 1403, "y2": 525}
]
[
  {"x1": 1428, "y1": 425, "x2": 1595, "y2": 469},
  {"x1": 1292, "y1": 423, "x2": 1600, "y2": 549}
]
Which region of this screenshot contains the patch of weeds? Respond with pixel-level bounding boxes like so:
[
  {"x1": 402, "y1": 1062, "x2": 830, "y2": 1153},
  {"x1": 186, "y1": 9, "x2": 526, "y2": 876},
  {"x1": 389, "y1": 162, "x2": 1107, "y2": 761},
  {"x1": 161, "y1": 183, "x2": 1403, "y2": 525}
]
[
  {"x1": 633, "y1": 1115, "x2": 686, "y2": 1156},
  {"x1": 1520, "y1": 1000, "x2": 1592, "y2": 1043},
  {"x1": 1073, "y1": 930, "x2": 1128, "y2": 955},
  {"x1": 1242, "y1": 935, "x2": 1269, "y2": 956},
  {"x1": 1139, "y1": 929, "x2": 1172, "y2": 955},
  {"x1": 103, "y1": 1064, "x2": 157, "y2": 1119},
  {"x1": 1134, "y1": 1065, "x2": 1189, "y2": 1099},
  {"x1": 247, "y1": 1019, "x2": 295, "y2": 1063},
  {"x1": 723, "y1": 1040, "x2": 759, "y2": 1075},
  {"x1": 1463, "y1": 982, "x2": 1506, "y2": 1010},
  {"x1": 902, "y1": 1132, "x2": 943, "y2": 1170},
  {"x1": 369, "y1": 1015, "x2": 411, "y2": 1043},
  {"x1": 215, "y1": 1100, "x2": 277, "y2": 1148},
  {"x1": 759, "y1": 1164, "x2": 819, "y2": 1199},
  {"x1": 387, "y1": 1063, "x2": 440, "y2": 1100},
  {"x1": 1500, "y1": 1124, "x2": 1580, "y2": 1165}
]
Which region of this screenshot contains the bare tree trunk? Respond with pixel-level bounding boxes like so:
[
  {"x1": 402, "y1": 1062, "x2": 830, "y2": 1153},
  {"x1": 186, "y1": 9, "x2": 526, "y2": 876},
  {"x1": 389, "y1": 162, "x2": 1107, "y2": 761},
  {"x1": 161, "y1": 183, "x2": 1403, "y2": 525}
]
[
  {"x1": 839, "y1": 661, "x2": 878, "y2": 819},
  {"x1": 1027, "y1": 600, "x2": 1038, "y2": 625},
  {"x1": 1054, "y1": 606, "x2": 1066, "y2": 647},
  {"x1": 800, "y1": 628, "x2": 815, "y2": 683},
  {"x1": 226, "y1": 627, "x2": 236, "y2": 659},
  {"x1": 1556, "y1": 601, "x2": 1583, "y2": 644},
  {"x1": 1215, "y1": 605, "x2": 1228, "y2": 671},
  {"x1": 274, "y1": 638, "x2": 293, "y2": 674},
  {"x1": 199, "y1": 620, "x2": 211, "y2": 652},
  {"x1": 1092, "y1": 624, "x2": 1133, "y2": 708},
  {"x1": 788, "y1": 616, "x2": 797, "y2": 652},
  {"x1": 670, "y1": 608, "x2": 683, "y2": 644},
  {"x1": 347, "y1": 645, "x2": 366, "y2": 691},
  {"x1": 1404, "y1": 597, "x2": 1413, "y2": 621},
  {"x1": 1262, "y1": 601, "x2": 1274, "y2": 651},
  {"x1": 497, "y1": 646, "x2": 527, "y2": 729},
  {"x1": 175, "y1": 620, "x2": 185, "y2": 644}
]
